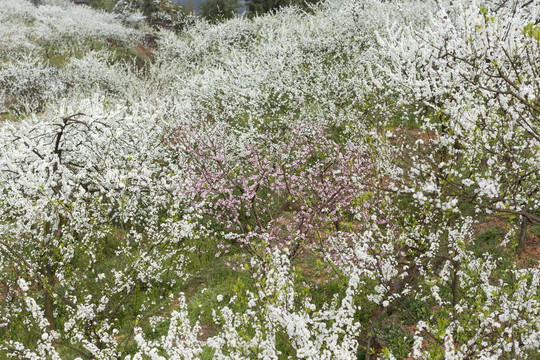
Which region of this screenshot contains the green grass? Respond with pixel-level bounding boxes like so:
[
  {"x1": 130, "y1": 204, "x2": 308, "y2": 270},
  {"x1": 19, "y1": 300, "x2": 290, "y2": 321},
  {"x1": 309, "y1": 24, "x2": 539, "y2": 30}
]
[
  {"x1": 469, "y1": 225, "x2": 518, "y2": 274},
  {"x1": 474, "y1": 226, "x2": 503, "y2": 253},
  {"x1": 378, "y1": 324, "x2": 414, "y2": 359},
  {"x1": 530, "y1": 225, "x2": 540, "y2": 239},
  {"x1": 398, "y1": 296, "x2": 433, "y2": 325}
]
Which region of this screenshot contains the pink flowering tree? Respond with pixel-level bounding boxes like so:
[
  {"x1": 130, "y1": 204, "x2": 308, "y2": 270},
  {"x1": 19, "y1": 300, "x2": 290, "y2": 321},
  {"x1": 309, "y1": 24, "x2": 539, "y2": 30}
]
[{"x1": 176, "y1": 120, "x2": 373, "y2": 260}]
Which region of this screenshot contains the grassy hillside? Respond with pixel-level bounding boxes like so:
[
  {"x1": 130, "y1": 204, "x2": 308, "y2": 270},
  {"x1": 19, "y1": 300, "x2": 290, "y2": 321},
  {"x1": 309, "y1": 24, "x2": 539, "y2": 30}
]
[{"x1": 0, "y1": 0, "x2": 539, "y2": 359}]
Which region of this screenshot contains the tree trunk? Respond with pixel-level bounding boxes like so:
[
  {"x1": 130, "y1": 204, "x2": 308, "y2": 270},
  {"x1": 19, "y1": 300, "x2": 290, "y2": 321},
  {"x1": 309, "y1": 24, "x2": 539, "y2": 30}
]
[
  {"x1": 43, "y1": 220, "x2": 57, "y2": 331},
  {"x1": 45, "y1": 263, "x2": 56, "y2": 331},
  {"x1": 451, "y1": 263, "x2": 459, "y2": 320},
  {"x1": 517, "y1": 215, "x2": 528, "y2": 255},
  {"x1": 365, "y1": 305, "x2": 383, "y2": 360}
]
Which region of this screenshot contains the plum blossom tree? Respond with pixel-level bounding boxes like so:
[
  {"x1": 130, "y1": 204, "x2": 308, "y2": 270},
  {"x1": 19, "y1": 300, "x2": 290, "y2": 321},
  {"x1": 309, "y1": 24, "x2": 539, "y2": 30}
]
[
  {"x1": 374, "y1": 0, "x2": 540, "y2": 252},
  {"x1": 0, "y1": 98, "x2": 197, "y2": 358},
  {"x1": 355, "y1": 0, "x2": 540, "y2": 357}
]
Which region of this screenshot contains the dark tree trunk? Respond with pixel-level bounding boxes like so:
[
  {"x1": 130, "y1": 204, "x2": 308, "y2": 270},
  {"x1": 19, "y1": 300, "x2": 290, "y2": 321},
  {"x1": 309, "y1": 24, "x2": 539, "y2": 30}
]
[
  {"x1": 45, "y1": 263, "x2": 56, "y2": 331},
  {"x1": 517, "y1": 215, "x2": 528, "y2": 255}
]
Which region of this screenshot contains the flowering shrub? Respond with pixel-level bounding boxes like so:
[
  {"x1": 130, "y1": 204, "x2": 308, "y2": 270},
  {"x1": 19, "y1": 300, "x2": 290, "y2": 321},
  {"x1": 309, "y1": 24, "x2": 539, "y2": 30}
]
[
  {"x1": 0, "y1": 98, "x2": 197, "y2": 358},
  {"x1": 0, "y1": 56, "x2": 66, "y2": 113},
  {"x1": 130, "y1": 247, "x2": 364, "y2": 359},
  {"x1": 176, "y1": 120, "x2": 371, "y2": 259},
  {"x1": 374, "y1": 0, "x2": 540, "y2": 250},
  {"x1": 0, "y1": 0, "x2": 146, "y2": 114}
]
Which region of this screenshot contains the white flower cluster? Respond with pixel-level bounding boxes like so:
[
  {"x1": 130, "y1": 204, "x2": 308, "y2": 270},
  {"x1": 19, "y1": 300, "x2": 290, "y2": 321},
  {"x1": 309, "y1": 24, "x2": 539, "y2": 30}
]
[{"x1": 0, "y1": 97, "x2": 196, "y2": 358}]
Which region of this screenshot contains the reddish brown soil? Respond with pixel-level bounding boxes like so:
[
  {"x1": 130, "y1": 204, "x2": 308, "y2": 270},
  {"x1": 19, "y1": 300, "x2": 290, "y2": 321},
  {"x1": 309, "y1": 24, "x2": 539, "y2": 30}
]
[{"x1": 135, "y1": 42, "x2": 153, "y2": 62}]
